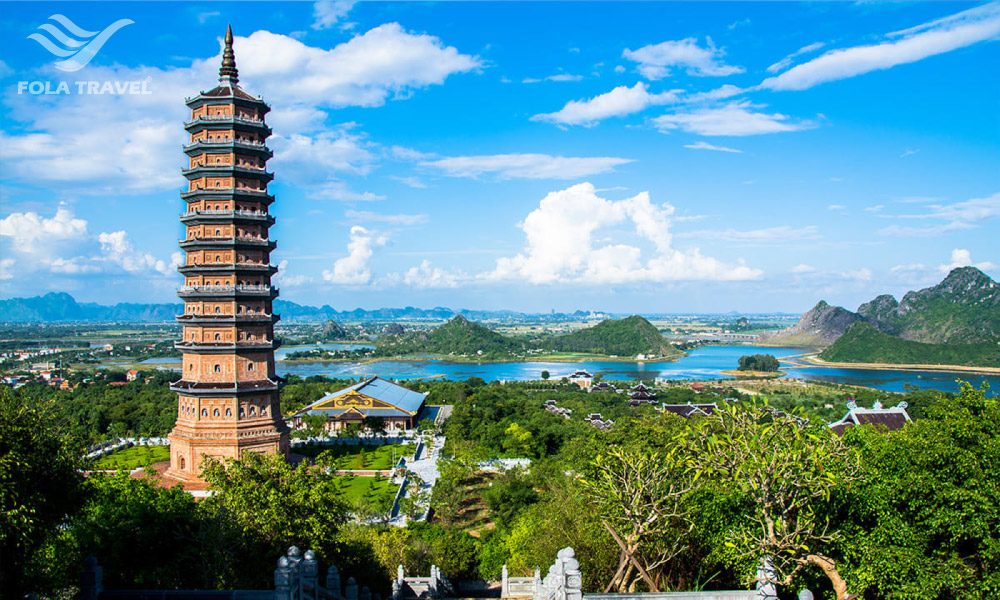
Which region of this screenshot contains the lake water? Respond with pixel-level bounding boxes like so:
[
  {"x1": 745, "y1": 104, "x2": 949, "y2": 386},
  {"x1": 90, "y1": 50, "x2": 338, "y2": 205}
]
[{"x1": 141, "y1": 344, "x2": 998, "y2": 395}]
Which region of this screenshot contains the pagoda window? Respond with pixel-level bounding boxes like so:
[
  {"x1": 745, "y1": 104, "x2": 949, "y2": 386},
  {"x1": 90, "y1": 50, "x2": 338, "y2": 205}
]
[
  {"x1": 260, "y1": 406, "x2": 267, "y2": 416},
  {"x1": 214, "y1": 333, "x2": 221, "y2": 341},
  {"x1": 201, "y1": 409, "x2": 208, "y2": 417},
  {"x1": 215, "y1": 307, "x2": 220, "y2": 313},
  {"x1": 239, "y1": 407, "x2": 245, "y2": 418},
  {"x1": 214, "y1": 364, "x2": 221, "y2": 373},
  {"x1": 213, "y1": 409, "x2": 220, "y2": 417},
  {"x1": 247, "y1": 363, "x2": 255, "y2": 372},
  {"x1": 249, "y1": 406, "x2": 256, "y2": 416},
  {"x1": 226, "y1": 408, "x2": 232, "y2": 417},
  {"x1": 180, "y1": 457, "x2": 186, "y2": 470}
]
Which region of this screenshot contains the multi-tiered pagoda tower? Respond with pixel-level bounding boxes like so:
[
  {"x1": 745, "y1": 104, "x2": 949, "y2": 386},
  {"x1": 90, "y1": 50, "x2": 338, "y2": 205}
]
[{"x1": 167, "y1": 26, "x2": 289, "y2": 484}]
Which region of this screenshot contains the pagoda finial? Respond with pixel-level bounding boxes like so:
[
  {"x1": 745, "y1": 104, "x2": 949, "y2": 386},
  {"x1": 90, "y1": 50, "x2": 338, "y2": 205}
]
[{"x1": 219, "y1": 24, "x2": 239, "y2": 85}]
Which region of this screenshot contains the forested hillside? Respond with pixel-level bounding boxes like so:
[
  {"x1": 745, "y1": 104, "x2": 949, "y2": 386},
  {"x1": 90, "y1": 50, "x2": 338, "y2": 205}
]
[
  {"x1": 545, "y1": 316, "x2": 682, "y2": 357},
  {"x1": 819, "y1": 322, "x2": 1000, "y2": 368}
]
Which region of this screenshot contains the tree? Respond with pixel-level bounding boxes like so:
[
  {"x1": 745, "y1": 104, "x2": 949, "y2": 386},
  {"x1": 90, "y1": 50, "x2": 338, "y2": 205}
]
[
  {"x1": 583, "y1": 445, "x2": 694, "y2": 592},
  {"x1": 364, "y1": 416, "x2": 388, "y2": 438},
  {"x1": 689, "y1": 401, "x2": 859, "y2": 599},
  {"x1": 835, "y1": 382, "x2": 1000, "y2": 598},
  {"x1": 0, "y1": 389, "x2": 84, "y2": 598},
  {"x1": 541, "y1": 370, "x2": 550, "y2": 380},
  {"x1": 201, "y1": 453, "x2": 348, "y2": 582}
]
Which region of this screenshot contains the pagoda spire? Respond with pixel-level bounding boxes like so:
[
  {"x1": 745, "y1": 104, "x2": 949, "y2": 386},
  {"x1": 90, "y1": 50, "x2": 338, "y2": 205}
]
[{"x1": 219, "y1": 24, "x2": 239, "y2": 85}]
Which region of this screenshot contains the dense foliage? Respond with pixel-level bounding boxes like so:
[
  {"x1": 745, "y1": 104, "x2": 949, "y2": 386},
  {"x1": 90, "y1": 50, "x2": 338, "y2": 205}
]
[
  {"x1": 821, "y1": 322, "x2": 1000, "y2": 367},
  {"x1": 544, "y1": 316, "x2": 682, "y2": 357},
  {"x1": 736, "y1": 354, "x2": 780, "y2": 372},
  {"x1": 375, "y1": 316, "x2": 523, "y2": 358}
]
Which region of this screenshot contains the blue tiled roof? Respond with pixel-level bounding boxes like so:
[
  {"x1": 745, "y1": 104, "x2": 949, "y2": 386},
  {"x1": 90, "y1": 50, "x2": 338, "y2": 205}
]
[{"x1": 294, "y1": 376, "x2": 427, "y2": 418}]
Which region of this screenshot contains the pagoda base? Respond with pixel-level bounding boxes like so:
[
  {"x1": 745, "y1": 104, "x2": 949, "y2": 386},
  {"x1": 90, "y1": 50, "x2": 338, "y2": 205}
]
[{"x1": 165, "y1": 425, "x2": 290, "y2": 484}]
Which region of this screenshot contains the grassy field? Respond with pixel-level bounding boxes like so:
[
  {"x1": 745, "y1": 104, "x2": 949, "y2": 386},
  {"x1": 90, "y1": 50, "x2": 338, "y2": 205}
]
[
  {"x1": 93, "y1": 445, "x2": 170, "y2": 469},
  {"x1": 294, "y1": 443, "x2": 414, "y2": 470},
  {"x1": 335, "y1": 475, "x2": 398, "y2": 504}
]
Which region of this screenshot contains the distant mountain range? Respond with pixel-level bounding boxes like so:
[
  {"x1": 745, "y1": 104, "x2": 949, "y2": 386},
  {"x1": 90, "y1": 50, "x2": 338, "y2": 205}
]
[
  {"x1": 763, "y1": 267, "x2": 1000, "y2": 365},
  {"x1": 0, "y1": 292, "x2": 620, "y2": 323}
]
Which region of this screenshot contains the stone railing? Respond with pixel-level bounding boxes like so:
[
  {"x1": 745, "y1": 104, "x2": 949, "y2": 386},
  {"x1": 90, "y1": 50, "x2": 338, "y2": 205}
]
[
  {"x1": 392, "y1": 564, "x2": 453, "y2": 600},
  {"x1": 502, "y1": 565, "x2": 540, "y2": 598},
  {"x1": 534, "y1": 548, "x2": 582, "y2": 600}
]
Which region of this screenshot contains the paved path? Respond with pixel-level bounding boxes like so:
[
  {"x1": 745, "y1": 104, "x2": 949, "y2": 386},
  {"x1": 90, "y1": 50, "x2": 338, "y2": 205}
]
[{"x1": 390, "y1": 434, "x2": 445, "y2": 527}]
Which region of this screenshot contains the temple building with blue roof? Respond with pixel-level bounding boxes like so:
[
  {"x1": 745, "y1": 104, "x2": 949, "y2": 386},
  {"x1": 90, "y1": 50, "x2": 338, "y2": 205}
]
[{"x1": 288, "y1": 376, "x2": 428, "y2": 433}]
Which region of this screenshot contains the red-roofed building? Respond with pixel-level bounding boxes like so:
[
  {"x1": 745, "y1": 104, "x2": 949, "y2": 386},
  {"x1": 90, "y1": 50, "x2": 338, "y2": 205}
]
[
  {"x1": 829, "y1": 401, "x2": 911, "y2": 436},
  {"x1": 126, "y1": 369, "x2": 140, "y2": 382}
]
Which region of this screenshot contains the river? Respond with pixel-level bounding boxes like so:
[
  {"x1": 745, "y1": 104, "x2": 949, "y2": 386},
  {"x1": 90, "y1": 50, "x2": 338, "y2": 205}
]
[{"x1": 142, "y1": 344, "x2": 998, "y2": 394}]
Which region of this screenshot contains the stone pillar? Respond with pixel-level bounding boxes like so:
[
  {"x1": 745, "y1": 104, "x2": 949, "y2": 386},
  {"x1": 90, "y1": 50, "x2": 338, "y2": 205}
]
[
  {"x1": 345, "y1": 577, "x2": 359, "y2": 600},
  {"x1": 756, "y1": 557, "x2": 778, "y2": 600},
  {"x1": 502, "y1": 564, "x2": 510, "y2": 598},
  {"x1": 429, "y1": 565, "x2": 438, "y2": 595},
  {"x1": 360, "y1": 586, "x2": 371, "y2": 600},
  {"x1": 79, "y1": 556, "x2": 103, "y2": 600},
  {"x1": 326, "y1": 565, "x2": 341, "y2": 600},
  {"x1": 562, "y1": 549, "x2": 582, "y2": 600},
  {"x1": 302, "y1": 550, "x2": 318, "y2": 600},
  {"x1": 275, "y1": 556, "x2": 294, "y2": 600}
]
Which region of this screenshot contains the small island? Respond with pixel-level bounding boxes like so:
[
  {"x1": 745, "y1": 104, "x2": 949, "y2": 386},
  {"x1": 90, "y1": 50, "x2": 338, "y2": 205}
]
[{"x1": 721, "y1": 353, "x2": 785, "y2": 379}]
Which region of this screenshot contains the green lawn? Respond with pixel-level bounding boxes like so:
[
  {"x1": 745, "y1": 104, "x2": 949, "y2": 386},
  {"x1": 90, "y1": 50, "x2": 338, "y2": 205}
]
[
  {"x1": 93, "y1": 445, "x2": 170, "y2": 469},
  {"x1": 294, "y1": 443, "x2": 414, "y2": 470},
  {"x1": 335, "y1": 475, "x2": 398, "y2": 504}
]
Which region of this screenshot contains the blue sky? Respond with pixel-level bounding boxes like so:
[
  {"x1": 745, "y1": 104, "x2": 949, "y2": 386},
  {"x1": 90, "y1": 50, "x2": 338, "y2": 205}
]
[{"x1": 1, "y1": 1, "x2": 998, "y2": 313}]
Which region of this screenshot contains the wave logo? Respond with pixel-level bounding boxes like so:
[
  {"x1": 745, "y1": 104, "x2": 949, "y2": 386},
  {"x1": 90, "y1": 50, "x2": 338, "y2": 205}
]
[{"x1": 27, "y1": 14, "x2": 134, "y2": 72}]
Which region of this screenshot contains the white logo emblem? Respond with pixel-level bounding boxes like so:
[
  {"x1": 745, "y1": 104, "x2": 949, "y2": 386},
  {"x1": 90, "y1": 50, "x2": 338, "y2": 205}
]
[{"x1": 28, "y1": 14, "x2": 134, "y2": 72}]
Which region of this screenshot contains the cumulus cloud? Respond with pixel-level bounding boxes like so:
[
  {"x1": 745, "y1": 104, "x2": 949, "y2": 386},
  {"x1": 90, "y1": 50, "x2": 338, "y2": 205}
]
[
  {"x1": 420, "y1": 153, "x2": 633, "y2": 179},
  {"x1": 939, "y1": 248, "x2": 996, "y2": 273},
  {"x1": 273, "y1": 259, "x2": 312, "y2": 288},
  {"x1": 523, "y1": 73, "x2": 584, "y2": 83},
  {"x1": 400, "y1": 260, "x2": 463, "y2": 288},
  {"x1": 0, "y1": 206, "x2": 178, "y2": 283},
  {"x1": 98, "y1": 231, "x2": 175, "y2": 275},
  {"x1": 653, "y1": 101, "x2": 814, "y2": 136},
  {"x1": 322, "y1": 226, "x2": 387, "y2": 284},
  {"x1": 623, "y1": 38, "x2": 744, "y2": 79},
  {"x1": 683, "y1": 141, "x2": 742, "y2": 153},
  {"x1": 1, "y1": 24, "x2": 479, "y2": 194},
  {"x1": 0, "y1": 205, "x2": 88, "y2": 253},
  {"x1": 488, "y1": 182, "x2": 761, "y2": 284},
  {"x1": 531, "y1": 82, "x2": 680, "y2": 126},
  {"x1": 761, "y1": 3, "x2": 1000, "y2": 91},
  {"x1": 791, "y1": 264, "x2": 816, "y2": 274}
]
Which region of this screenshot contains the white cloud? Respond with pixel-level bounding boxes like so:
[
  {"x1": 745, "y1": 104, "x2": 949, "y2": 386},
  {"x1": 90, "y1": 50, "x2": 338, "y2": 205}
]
[
  {"x1": 879, "y1": 192, "x2": 1000, "y2": 236},
  {"x1": 623, "y1": 38, "x2": 744, "y2": 79},
  {"x1": 400, "y1": 260, "x2": 463, "y2": 288},
  {"x1": 488, "y1": 182, "x2": 761, "y2": 284},
  {"x1": 791, "y1": 264, "x2": 816, "y2": 274},
  {"x1": 98, "y1": 231, "x2": 174, "y2": 275},
  {"x1": 420, "y1": 153, "x2": 633, "y2": 180},
  {"x1": 307, "y1": 181, "x2": 385, "y2": 202},
  {"x1": 827, "y1": 204, "x2": 846, "y2": 211},
  {"x1": 524, "y1": 73, "x2": 584, "y2": 83},
  {"x1": 345, "y1": 210, "x2": 429, "y2": 226},
  {"x1": 531, "y1": 82, "x2": 680, "y2": 126},
  {"x1": 900, "y1": 149, "x2": 920, "y2": 158},
  {"x1": 761, "y1": 3, "x2": 1000, "y2": 91},
  {"x1": 683, "y1": 141, "x2": 742, "y2": 153},
  {"x1": 391, "y1": 176, "x2": 428, "y2": 189},
  {"x1": 766, "y1": 42, "x2": 826, "y2": 74},
  {"x1": 1, "y1": 24, "x2": 479, "y2": 194},
  {"x1": 653, "y1": 101, "x2": 813, "y2": 136},
  {"x1": 273, "y1": 260, "x2": 312, "y2": 288},
  {"x1": 0, "y1": 205, "x2": 88, "y2": 253},
  {"x1": 865, "y1": 205, "x2": 884, "y2": 212},
  {"x1": 0, "y1": 259, "x2": 15, "y2": 280},
  {"x1": 312, "y1": 0, "x2": 357, "y2": 30},
  {"x1": 614, "y1": 65, "x2": 626, "y2": 74},
  {"x1": 322, "y1": 226, "x2": 387, "y2": 284},
  {"x1": 677, "y1": 225, "x2": 820, "y2": 245},
  {"x1": 939, "y1": 248, "x2": 996, "y2": 273},
  {"x1": 685, "y1": 84, "x2": 746, "y2": 103}
]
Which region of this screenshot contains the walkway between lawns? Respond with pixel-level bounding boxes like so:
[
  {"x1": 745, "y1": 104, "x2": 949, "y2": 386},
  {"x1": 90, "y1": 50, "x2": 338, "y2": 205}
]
[{"x1": 390, "y1": 434, "x2": 445, "y2": 526}]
